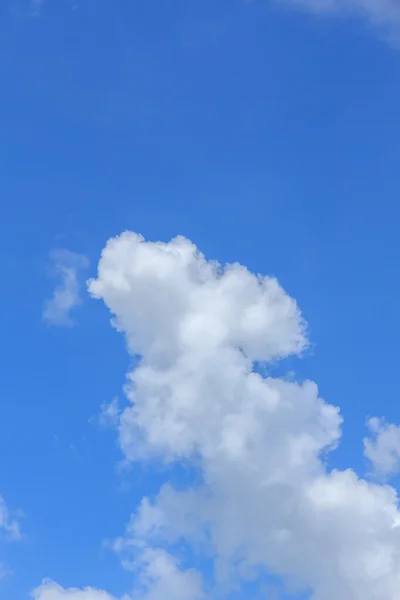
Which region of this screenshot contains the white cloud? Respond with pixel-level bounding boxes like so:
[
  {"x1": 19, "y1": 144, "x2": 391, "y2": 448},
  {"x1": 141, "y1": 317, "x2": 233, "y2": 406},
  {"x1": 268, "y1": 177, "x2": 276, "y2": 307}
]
[
  {"x1": 0, "y1": 494, "x2": 20, "y2": 540},
  {"x1": 43, "y1": 250, "x2": 89, "y2": 327},
  {"x1": 86, "y1": 231, "x2": 400, "y2": 600},
  {"x1": 281, "y1": 0, "x2": 400, "y2": 36},
  {"x1": 0, "y1": 494, "x2": 21, "y2": 581},
  {"x1": 113, "y1": 516, "x2": 205, "y2": 599},
  {"x1": 32, "y1": 581, "x2": 119, "y2": 600},
  {"x1": 98, "y1": 398, "x2": 121, "y2": 429},
  {"x1": 364, "y1": 417, "x2": 400, "y2": 479},
  {"x1": 32, "y1": 552, "x2": 203, "y2": 600},
  {"x1": 32, "y1": 550, "x2": 203, "y2": 600},
  {"x1": 130, "y1": 548, "x2": 204, "y2": 600}
]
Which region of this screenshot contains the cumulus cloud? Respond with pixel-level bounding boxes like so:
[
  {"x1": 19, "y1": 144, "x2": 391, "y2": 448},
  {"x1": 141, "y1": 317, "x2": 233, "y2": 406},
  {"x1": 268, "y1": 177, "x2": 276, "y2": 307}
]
[
  {"x1": 364, "y1": 417, "x2": 400, "y2": 479},
  {"x1": 85, "y1": 231, "x2": 400, "y2": 600},
  {"x1": 32, "y1": 551, "x2": 203, "y2": 600},
  {"x1": 43, "y1": 250, "x2": 89, "y2": 327},
  {"x1": 281, "y1": 0, "x2": 400, "y2": 37},
  {"x1": 32, "y1": 551, "x2": 204, "y2": 600}
]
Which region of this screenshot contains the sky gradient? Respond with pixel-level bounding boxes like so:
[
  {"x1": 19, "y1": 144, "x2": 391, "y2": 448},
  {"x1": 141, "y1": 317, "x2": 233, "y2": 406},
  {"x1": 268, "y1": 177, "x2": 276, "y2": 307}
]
[{"x1": 2, "y1": 1, "x2": 400, "y2": 599}]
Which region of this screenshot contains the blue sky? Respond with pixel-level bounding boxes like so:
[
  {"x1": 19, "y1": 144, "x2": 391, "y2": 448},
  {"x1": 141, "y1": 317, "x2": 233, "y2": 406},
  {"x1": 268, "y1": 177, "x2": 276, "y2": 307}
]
[{"x1": 2, "y1": 1, "x2": 400, "y2": 599}]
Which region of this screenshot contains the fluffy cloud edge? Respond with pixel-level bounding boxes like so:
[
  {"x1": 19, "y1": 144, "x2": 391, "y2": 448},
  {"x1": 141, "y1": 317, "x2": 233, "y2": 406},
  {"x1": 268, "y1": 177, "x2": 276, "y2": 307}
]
[
  {"x1": 364, "y1": 417, "x2": 400, "y2": 479},
  {"x1": 31, "y1": 580, "x2": 120, "y2": 600}
]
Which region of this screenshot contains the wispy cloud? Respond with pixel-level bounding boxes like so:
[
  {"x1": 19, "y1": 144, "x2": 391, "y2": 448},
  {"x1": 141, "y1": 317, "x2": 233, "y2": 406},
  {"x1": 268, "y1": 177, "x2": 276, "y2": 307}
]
[
  {"x1": 0, "y1": 493, "x2": 22, "y2": 581},
  {"x1": 0, "y1": 563, "x2": 9, "y2": 580},
  {"x1": 98, "y1": 398, "x2": 121, "y2": 429},
  {"x1": 0, "y1": 495, "x2": 20, "y2": 541},
  {"x1": 282, "y1": 0, "x2": 400, "y2": 38},
  {"x1": 43, "y1": 250, "x2": 89, "y2": 327}
]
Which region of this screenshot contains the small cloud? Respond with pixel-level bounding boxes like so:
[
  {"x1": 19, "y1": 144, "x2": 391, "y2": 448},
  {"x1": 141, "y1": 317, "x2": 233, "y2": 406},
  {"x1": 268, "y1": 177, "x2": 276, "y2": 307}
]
[
  {"x1": 0, "y1": 495, "x2": 21, "y2": 541},
  {"x1": 43, "y1": 250, "x2": 89, "y2": 327},
  {"x1": 364, "y1": 417, "x2": 400, "y2": 480},
  {"x1": 0, "y1": 493, "x2": 22, "y2": 579},
  {"x1": 98, "y1": 397, "x2": 121, "y2": 429}
]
